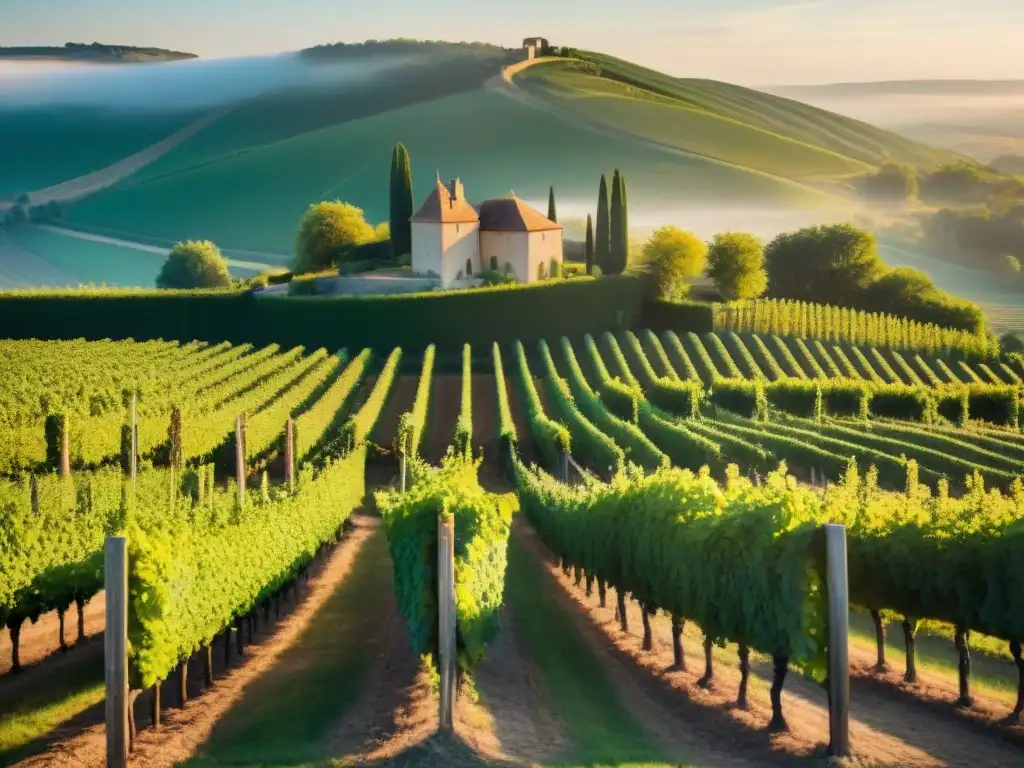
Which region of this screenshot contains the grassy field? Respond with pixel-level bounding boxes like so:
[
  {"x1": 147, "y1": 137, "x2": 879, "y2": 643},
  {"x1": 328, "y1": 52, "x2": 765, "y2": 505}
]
[
  {"x1": 876, "y1": 238, "x2": 1024, "y2": 333},
  {"x1": 552, "y1": 53, "x2": 960, "y2": 171},
  {"x1": 67, "y1": 89, "x2": 830, "y2": 253},
  {"x1": 0, "y1": 653, "x2": 104, "y2": 764},
  {"x1": 0, "y1": 226, "x2": 263, "y2": 287},
  {"x1": 517, "y1": 62, "x2": 873, "y2": 182},
  {"x1": 125, "y1": 47, "x2": 510, "y2": 184},
  {"x1": 0, "y1": 105, "x2": 199, "y2": 199}
]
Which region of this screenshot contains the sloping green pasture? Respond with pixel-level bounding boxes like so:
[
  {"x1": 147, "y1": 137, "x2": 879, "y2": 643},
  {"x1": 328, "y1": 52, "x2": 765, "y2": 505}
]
[
  {"x1": 517, "y1": 62, "x2": 872, "y2": 181},
  {"x1": 67, "y1": 89, "x2": 827, "y2": 253}
]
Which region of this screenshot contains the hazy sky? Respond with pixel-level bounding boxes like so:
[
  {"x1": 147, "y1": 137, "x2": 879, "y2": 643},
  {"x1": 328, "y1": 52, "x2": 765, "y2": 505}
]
[{"x1": 2, "y1": 0, "x2": 1022, "y2": 85}]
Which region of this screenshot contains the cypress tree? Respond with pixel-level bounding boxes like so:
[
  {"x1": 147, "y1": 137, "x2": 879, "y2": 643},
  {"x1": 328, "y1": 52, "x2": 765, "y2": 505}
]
[
  {"x1": 388, "y1": 145, "x2": 399, "y2": 247},
  {"x1": 596, "y1": 174, "x2": 610, "y2": 273},
  {"x1": 389, "y1": 143, "x2": 414, "y2": 257},
  {"x1": 547, "y1": 186, "x2": 557, "y2": 223},
  {"x1": 614, "y1": 175, "x2": 622, "y2": 274},
  {"x1": 585, "y1": 214, "x2": 594, "y2": 274},
  {"x1": 609, "y1": 170, "x2": 622, "y2": 275},
  {"x1": 609, "y1": 169, "x2": 628, "y2": 275}
]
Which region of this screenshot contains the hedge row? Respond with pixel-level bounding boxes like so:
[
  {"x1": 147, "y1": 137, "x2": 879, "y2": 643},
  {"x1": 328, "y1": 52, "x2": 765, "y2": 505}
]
[
  {"x1": 0, "y1": 277, "x2": 644, "y2": 352},
  {"x1": 641, "y1": 300, "x2": 716, "y2": 334}
]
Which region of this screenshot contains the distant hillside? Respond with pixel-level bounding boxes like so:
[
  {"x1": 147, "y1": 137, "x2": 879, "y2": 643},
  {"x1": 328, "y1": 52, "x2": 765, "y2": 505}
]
[
  {"x1": 0, "y1": 42, "x2": 197, "y2": 63},
  {"x1": 515, "y1": 53, "x2": 960, "y2": 183},
  {"x1": 769, "y1": 80, "x2": 1024, "y2": 98},
  {"x1": 301, "y1": 38, "x2": 508, "y2": 60}
]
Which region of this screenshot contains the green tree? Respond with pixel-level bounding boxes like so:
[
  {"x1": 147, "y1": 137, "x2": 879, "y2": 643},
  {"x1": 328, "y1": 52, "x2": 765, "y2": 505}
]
[
  {"x1": 1000, "y1": 331, "x2": 1024, "y2": 354},
  {"x1": 864, "y1": 266, "x2": 985, "y2": 333},
  {"x1": 596, "y1": 174, "x2": 610, "y2": 273},
  {"x1": 4, "y1": 204, "x2": 27, "y2": 226},
  {"x1": 641, "y1": 225, "x2": 707, "y2": 301},
  {"x1": 707, "y1": 232, "x2": 767, "y2": 300},
  {"x1": 157, "y1": 241, "x2": 232, "y2": 289},
  {"x1": 585, "y1": 214, "x2": 594, "y2": 275},
  {"x1": 920, "y1": 162, "x2": 988, "y2": 203},
  {"x1": 619, "y1": 173, "x2": 629, "y2": 269},
  {"x1": 547, "y1": 186, "x2": 557, "y2": 223},
  {"x1": 764, "y1": 223, "x2": 885, "y2": 306},
  {"x1": 859, "y1": 162, "x2": 918, "y2": 202},
  {"x1": 608, "y1": 169, "x2": 628, "y2": 275},
  {"x1": 389, "y1": 143, "x2": 413, "y2": 257},
  {"x1": 293, "y1": 201, "x2": 375, "y2": 273}
]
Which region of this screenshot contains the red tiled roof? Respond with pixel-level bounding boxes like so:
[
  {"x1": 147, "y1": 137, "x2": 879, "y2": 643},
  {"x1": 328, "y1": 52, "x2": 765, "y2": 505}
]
[
  {"x1": 410, "y1": 179, "x2": 479, "y2": 224},
  {"x1": 476, "y1": 193, "x2": 561, "y2": 232}
]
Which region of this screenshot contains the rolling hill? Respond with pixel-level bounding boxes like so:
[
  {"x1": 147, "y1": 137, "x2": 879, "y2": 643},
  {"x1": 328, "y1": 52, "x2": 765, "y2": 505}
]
[
  {"x1": 0, "y1": 39, "x2": 981, "y2": 283},
  {"x1": 0, "y1": 43, "x2": 197, "y2": 63},
  {"x1": 526, "y1": 53, "x2": 961, "y2": 170},
  {"x1": 762, "y1": 79, "x2": 1024, "y2": 163}
]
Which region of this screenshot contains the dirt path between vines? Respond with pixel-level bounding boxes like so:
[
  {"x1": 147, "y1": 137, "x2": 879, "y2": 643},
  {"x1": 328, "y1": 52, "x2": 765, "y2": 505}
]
[
  {"x1": 847, "y1": 643, "x2": 1024, "y2": 745},
  {"x1": 0, "y1": 594, "x2": 104, "y2": 678},
  {"x1": 470, "y1": 373, "x2": 500, "y2": 469},
  {"x1": 12, "y1": 514, "x2": 378, "y2": 768},
  {"x1": 524, "y1": 518, "x2": 1024, "y2": 767},
  {"x1": 456, "y1": 600, "x2": 570, "y2": 765},
  {"x1": 372, "y1": 374, "x2": 420, "y2": 452},
  {"x1": 503, "y1": 374, "x2": 538, "y2": 468},
  {"x1": 423, "y1": 374, "x2": 461, "y2": 465},
  {"x1": 511, "y1": 521, "x2": 770, "y2": 767}
]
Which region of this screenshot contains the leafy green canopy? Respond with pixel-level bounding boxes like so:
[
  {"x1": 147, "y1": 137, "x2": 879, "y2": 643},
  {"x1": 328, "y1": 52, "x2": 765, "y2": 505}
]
[
  {"x1": 707, "y1": 232, "x2": 767, "y2": 301},
  {"x1": 829, "y1": 462, "x2": 1024, "y2": 641},
  {"x1": 765, "y1": 224, "x2": 883, "y2": 307},
  {"x1": 515, "y1": 458, "x2": 830, "y2": 678},
  {"x1": 0, "y1": 470, "x2": 117, "y2": 629},
  {"x1": 763, "y1": 224, "x2": 985, "y2": 335},
  {"x1": 157, "y1": 241, "x2": 232, "y2": 290},
  {"x1": 293, "y1": 201, "x2": 376, "y2": 273},
  {"x1": 537, "y1": 339, "x2": 625, "y2": 476},
  {"x1": 376, "y1": 455, "x2": 516, "y2": 672},
  {"x1": 514, "y1": 340, "x2": 570, "y2": 472},
  {"x1": 641, "y1": 226, "x2": 707, "y2": 301},
  {"x1": 397, "y1": 345, "x2": 435, "y2": 457},
  {"x1": 454, "y1": 344, "x2": 473, "y2": 458},
  {"x1": 129, "y1": 449, "x2": 366, "y2": 687},
  {"x1": 714, "y1": 298, "x2": 994, "y2": 358}
]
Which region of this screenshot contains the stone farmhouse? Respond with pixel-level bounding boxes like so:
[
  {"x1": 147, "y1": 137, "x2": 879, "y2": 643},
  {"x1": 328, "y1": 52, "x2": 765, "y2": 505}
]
[
  {"x1": 522, "y1": 36, "x2": 549, "y2": 60},
  {"x1": 410, "y1": 178, "x2": 563, "y2": 287}
]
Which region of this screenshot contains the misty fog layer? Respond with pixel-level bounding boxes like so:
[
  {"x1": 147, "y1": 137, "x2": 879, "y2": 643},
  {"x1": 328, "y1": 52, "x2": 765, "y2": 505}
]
[
  {"x1": 548, "y1": 201, "x2": 850, "y2": 243},
  {"x1": 765, "y1": 90, "x2": 1024, "y2": 134},
  {"x1": 0, "y1": 52, "x2": 425, "y2": 112}
]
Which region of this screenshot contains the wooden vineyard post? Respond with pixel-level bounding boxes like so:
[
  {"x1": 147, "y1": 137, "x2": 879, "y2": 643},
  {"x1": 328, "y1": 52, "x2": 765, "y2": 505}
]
[
  {"x1": 60, "y1": 416, "x2": 71, "y2": 477},
  {"x1": 30, "y1": 475, "x2": 39, "y2": 514},
  {"x1": 235, "y1": 414, "x2": 247, "y2": 508},
  {"x1": 400, "y1": 449, "x2": 407, "y2": 493},
  {"x1": 284, "y1": 417, "x2": 295, "y2": 492},
  {"x1": 560, "y1": 451, "x2": 569, "y2": 483},
  {"x1": 824, "y1": 524, "x2": 851, "y2": 758},
  {"x1": 130, "y1": 394, "x2": 138, "y2": 486},
  {"x1": 437, "y1": 514, "x2": 456, "y2": 731},
  {"x1": 104, "y1": 536, "x2": 129, "y2": 768}
]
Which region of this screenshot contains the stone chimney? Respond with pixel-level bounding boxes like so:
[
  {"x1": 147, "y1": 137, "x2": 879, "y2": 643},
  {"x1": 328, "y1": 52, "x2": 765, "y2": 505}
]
[{"x1": 448, "y1": 178, "x2": 465, "y2": 205}]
